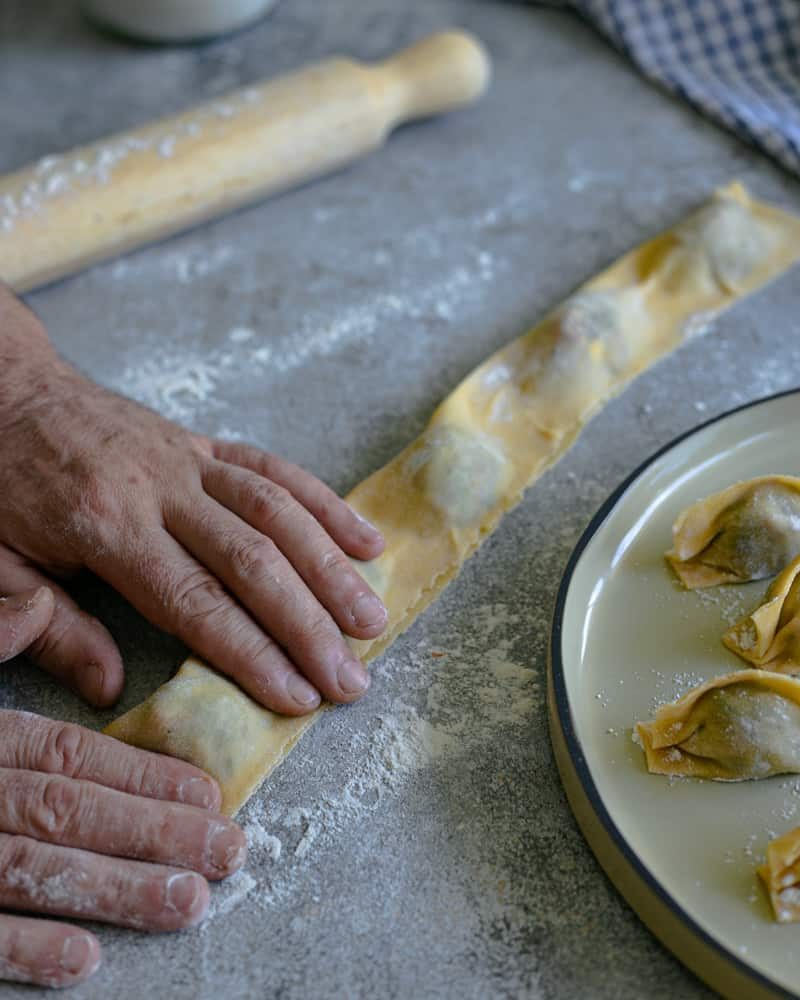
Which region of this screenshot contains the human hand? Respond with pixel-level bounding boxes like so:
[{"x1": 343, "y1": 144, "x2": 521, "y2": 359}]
[
  {"x1": 0, "y1": 595, "x2": 243, "y2": 988},
  {"x1": 0, "y1": 286, "x2": 387, "y2": 715}
]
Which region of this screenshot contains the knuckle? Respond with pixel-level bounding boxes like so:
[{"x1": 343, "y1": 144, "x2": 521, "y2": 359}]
[
  {"x1": 248, "y1": 481, "x2": 294, "y2": 526},
  {"x1": 315, "y1": 491, "x2": 339, "y2": 524},
  {"x1": 307, "y1": 613, "x2": 337, "y2": 645},
  {"x1": 153, "y1": 808, "x2": 184, "y2": 850},
  {"x1": 0, "y1": 834, "x2": 44, "y2": 885},
  {"x1": 39, "y1": 723, "x2": 89, "y2": 778},
  {"x1": 27, "y1": 615, "x2": 77, "y2": 666},
  {"x1": 77, "y1": 473, "x2": 114, "y2": 520},
  {"x1": 167, "y1": 571, "x2": 230, "y2": 628},
  {"x1": 28, "y1": 777, "x2": 84, "y2": 840},
  {"x1": 285, "y1": 610, "x2": 335, "y2": 655},
  {"x1": 249, "y1": 447, "x2": 277, "y2": 474},
  {"x1": 135, "y1": 754, "x2": 168, "y2": 798},
  {"x1": 65, "y1": 469, "x2": 120, "y2": 537},
  {"x1": 240, "y1": 632, "x2": 281, "y2": 667},
  {"x1": 316, "y1": 548, "x2": 349, "y2": 582},
  {"x1": 229, "y1": 536, "x2": 278, "y2": 582},
  {"x1": 0, "y1": 923, "x2": 27, "y2": 973}
]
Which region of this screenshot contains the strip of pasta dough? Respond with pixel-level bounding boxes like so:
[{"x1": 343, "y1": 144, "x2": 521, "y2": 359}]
[{"x1": 105, "y1": 182, "x2": 800, "y2": 815}]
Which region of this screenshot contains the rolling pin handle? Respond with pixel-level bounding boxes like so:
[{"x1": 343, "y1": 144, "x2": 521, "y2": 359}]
[{"x1": 374, "y1": 31, "x2": 491, "y2": 128}]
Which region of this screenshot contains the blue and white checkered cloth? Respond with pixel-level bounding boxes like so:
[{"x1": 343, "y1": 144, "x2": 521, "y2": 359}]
[{"x1": 573, "y1": 0, "x2": 800, "y2": 175}]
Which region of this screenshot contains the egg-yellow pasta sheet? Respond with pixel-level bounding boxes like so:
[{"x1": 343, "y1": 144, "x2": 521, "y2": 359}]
[{"x1": 105, "y1": 182, "x2": 800, "y2": 815}]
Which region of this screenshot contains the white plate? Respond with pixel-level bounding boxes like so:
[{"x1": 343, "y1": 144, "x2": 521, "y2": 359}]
[{"x1": 549, "y1": 389, "x2": 800, "y2": 1000}]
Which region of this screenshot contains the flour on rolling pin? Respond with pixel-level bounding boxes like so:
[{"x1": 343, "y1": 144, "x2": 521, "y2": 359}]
[{"x1": 0, "y1": 31, "x2": 491, "y2": 293}]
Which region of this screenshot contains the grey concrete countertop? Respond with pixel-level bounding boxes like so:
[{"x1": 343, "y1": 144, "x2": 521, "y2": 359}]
[{"x1": 2, "y1": 1, "x2": 799, "y2": 997}]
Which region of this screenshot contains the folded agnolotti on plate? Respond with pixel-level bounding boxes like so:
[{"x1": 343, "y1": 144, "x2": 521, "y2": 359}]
[
  {"x1": 666, "y1": 476, "x2": 800, "y2": 589},
  {"x1": 759, "y1": 826, "x2": 800, "y2": 923},
  {"x1": 105, "y1": 182, "x2": 800, "y2": 815},
  {"x1": 724, "y1": 554, "x2": 800, "y2": 673},
  {"x1": 636, "y1": 670, "x2": 800, "y2": 780}
]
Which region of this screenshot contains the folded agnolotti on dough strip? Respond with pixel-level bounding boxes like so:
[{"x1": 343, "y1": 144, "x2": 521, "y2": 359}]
[
  {"x1": 636, "y1": 670, "x2": 800, "y2": 780},
  {"x1": 105, "y1": 182, "x2": 800, "y2": 815},
  {"x1": 666, "y1": 475, "x2": 800, "y2": 589},
  {"x1": 758, "y1": 826, "x2": 800, "y2": 923},
  {"x1": 724, "y1": 554, "x2": 800, "y2": 673}
]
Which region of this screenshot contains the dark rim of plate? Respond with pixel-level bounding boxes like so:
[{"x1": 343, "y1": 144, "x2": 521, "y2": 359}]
[{"x1": 550, "y1": 386, "x2": 800, "y2": 1000}]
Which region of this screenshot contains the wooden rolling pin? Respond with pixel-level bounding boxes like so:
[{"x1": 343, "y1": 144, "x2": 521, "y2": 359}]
[{"x1": 0, "y1": 31, "x2": 490, "y2": 293}]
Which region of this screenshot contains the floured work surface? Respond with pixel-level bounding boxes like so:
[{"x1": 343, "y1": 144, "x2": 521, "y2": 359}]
[
  {"x1": 106, "y1": 182, "x2": 800, "y2": 815},
  {"x1": 9, "y1": 5, "x2": 800, "y2": 997}
]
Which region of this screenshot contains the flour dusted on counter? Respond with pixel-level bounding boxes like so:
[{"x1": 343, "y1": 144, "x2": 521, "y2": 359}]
[
  {"x1": 102, "y1": 190, "x2": 509, "y2": 435},
  {"x1": 244, "y1": 250, "x2": 496, "y2": 378},
  {"x1": 207, "y1": 871, "x2": 257, "y2": 920},
  {"x1": 110, "y1": 351, "x2": 231, "y2": 423},
  {"x1": 107, "y1": 249, "x2": 498, "y2": 426},
  {"x1": 243, "y1": 824, "x2": 282, "y2": 862},
  {"x1": 202, "y1": 702, "x2": 442, "y2": 922},
  {"x1": 425, "y1": 606, "x2": 541, "y2": 732},
  {"x1": 203, "y1": 601, "x2": 540, "y2": 924}
]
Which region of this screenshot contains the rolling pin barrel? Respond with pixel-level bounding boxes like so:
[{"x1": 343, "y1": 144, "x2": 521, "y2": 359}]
[{"x1": 0, "y1": 30, "x2": 490, "y2": 293}]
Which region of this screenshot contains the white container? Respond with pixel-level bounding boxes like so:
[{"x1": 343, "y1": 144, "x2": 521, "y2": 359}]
[{"x1": 82, "y1": 0, "x2": 279, "y2": 42}]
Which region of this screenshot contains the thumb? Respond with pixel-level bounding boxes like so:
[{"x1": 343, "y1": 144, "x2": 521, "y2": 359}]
[{"x1": 0, "y1": 587, "x2": 56, "y2": 663}]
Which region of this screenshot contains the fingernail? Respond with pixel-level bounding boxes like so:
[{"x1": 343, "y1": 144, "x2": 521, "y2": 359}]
[
  {"x1": 337, "y1": 657, "x2": 370, "y2": 696},
  {"x1": 286, "y1": 674, "x2": 321, "y2": 708},
  {"x1": 208, "y1": 823, "x2": 247, "y2": 874},
  {"x1": 165, "y1": 872, "x2": 206, "y2": 922},
  {"x1": 60, "y1": 935, "x2": 93, "y2": 976},
  {"x1": 179, "y1": 776, "x2": 220, "y2": 810},
  {"x1": 351, "y1": 592, "x2": 387, "y2": 629}
]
